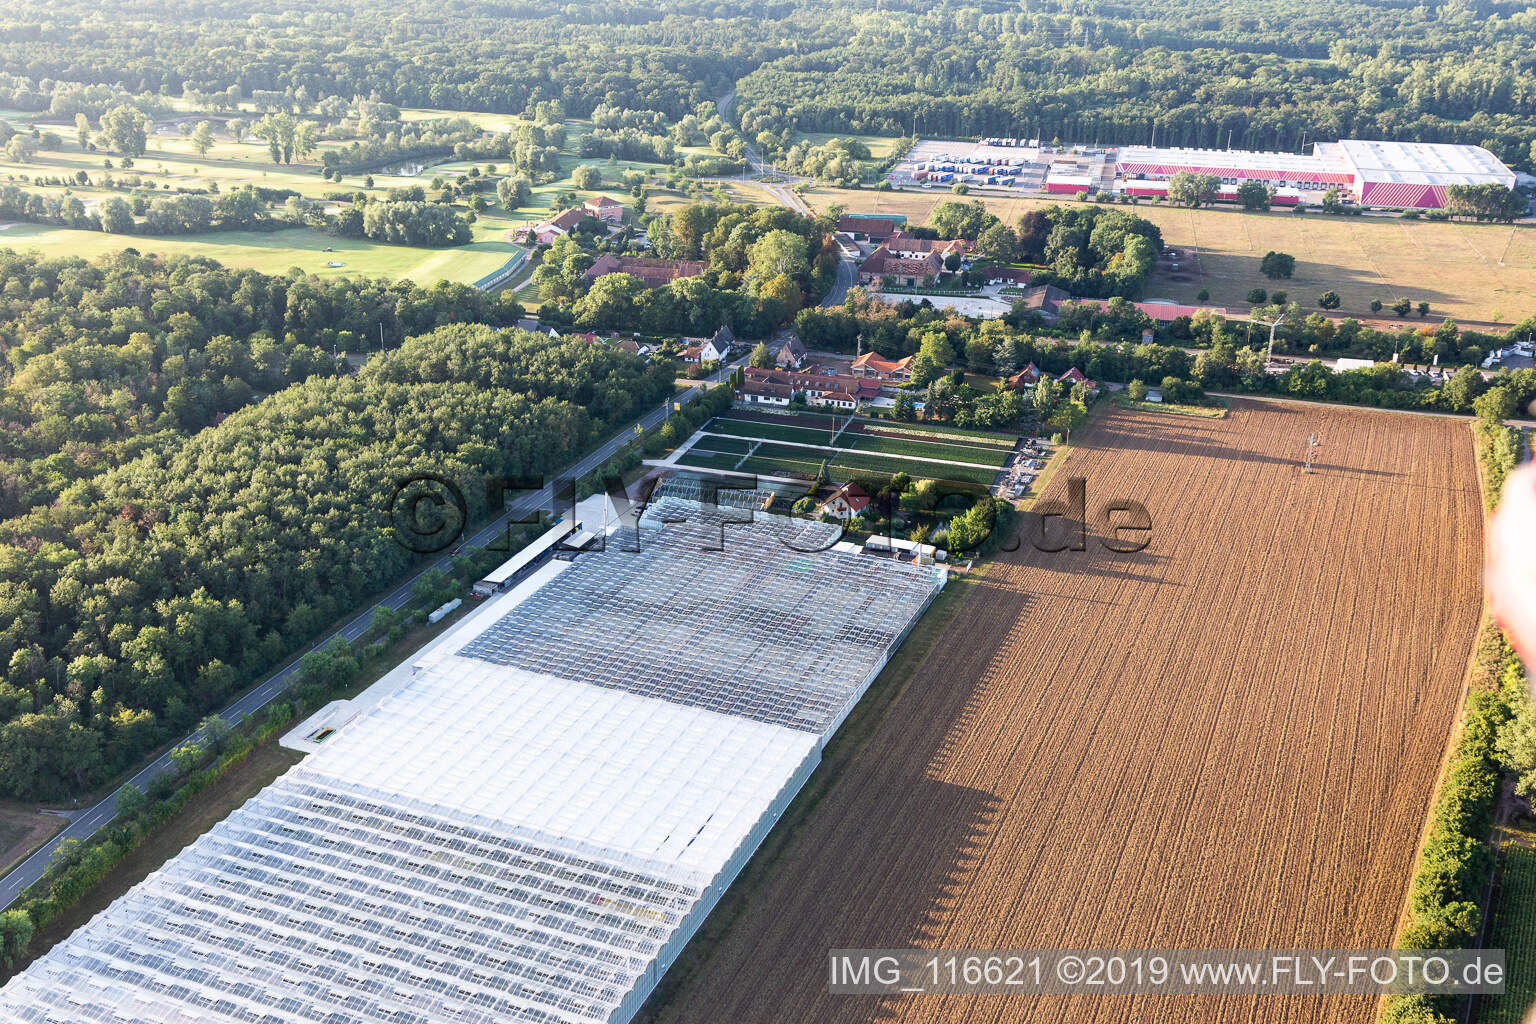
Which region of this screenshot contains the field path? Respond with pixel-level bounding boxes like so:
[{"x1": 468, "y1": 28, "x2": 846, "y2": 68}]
[{"x1": 642, "y1": 400, "x2": 1483, "y2": 1024}]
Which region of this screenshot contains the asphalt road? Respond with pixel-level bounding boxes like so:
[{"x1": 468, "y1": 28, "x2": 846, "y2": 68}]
[
  {"x1": 822, "y1": 253, "x2": 856, "y2": 307},
  {"x1": 0, "y1": 384, "x2": 706, "y2": 908}
]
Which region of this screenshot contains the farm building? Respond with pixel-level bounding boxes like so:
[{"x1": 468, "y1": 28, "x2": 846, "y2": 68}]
[
  {"x1": 737, "y1": 366, "x2": 879, "y2": 409},
  {"x1": 0, "y1": 499, "x2": 945, "y2": 1024},
  {"x1": 836, "y1": 213, "x2": 905, "y2": 241},
  {"x1": 527, "y1": 206, "x2": 588, "y2": 243},
  {"x1": 582, "y1": 253, "x2": 706, "y2": 288},
  {"x1": 1114, "y1": 139, "x2": 1515, "y2": 209}
]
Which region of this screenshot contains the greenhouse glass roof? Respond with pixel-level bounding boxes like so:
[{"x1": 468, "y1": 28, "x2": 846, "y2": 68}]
[{"x1": 0, "y1": 500, "x2": 943, "y2": 1024}]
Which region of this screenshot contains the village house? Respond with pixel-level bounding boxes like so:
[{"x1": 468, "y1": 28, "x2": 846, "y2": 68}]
[
  {"x1": 681, "y1": 325, "x2": 736, "y2": 363},
  {"x1": 737, "y1": 367, "x2": 878, "y2": 410},
  {"x1": 702, "y1": 325, "x2": 736, "y2": 362},
  {"x1": 774, "y1": 336, "x2": 808, "y2": 369},
  {"x1": 1057, "y1": 366, "x2": 1098, "y2": 393},
  {"x1": 581, "y1": 253, "x2": 707, "y2": 288},
  {"x1": 883, "y1": 232, "x2": 969, "y2": 262},
  {"x1": 528, "y1": 207, "x2": 588, "y2": 245},
  {"x1": 850, "y1": 351, "x2": 915, "y2": 383},
  {"x1": 582, "y1": 195, "x2": 625, "y2": 226},
  {"x1": 1006, "y1": 362, "x2": 1042, "y2": 390},
  {"x1": 855, "y1": 233, "x2": 968, "y2": 288},
  {"x1": 817, "y1": 481, "x2": 871, "y2": 520}
]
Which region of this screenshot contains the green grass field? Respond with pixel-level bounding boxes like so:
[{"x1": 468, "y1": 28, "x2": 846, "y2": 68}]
[
  {"x1": 0, "y1": 223, "x2": 520, "y2": 283},
  {"x1": 706, "y1": 417, "x2": 846, "y2": 446},
  {"x1": 1481, "y1": 829, "x2": 1536, "y2": 1024},
  {"x1": 0, "y1": 108, "x2": 771, "y2": 286},
  {"x1": 854, "y1": 418, "x2": 1017, "y2": 444},
  {"x1": 688, "y1": 435, "x2": 756, "y2": 455},
  {"x1": 845, "y1": 433, "x2": 1012, "y2": 466}
]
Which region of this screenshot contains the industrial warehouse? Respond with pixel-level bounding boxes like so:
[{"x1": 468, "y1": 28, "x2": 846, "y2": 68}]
[
  {"x1": 893, "y1": 137, "x2": 1517, "y2": 209},
  {"x1": 0, "y1": 498, "x2": 945, "y2": 1024}
]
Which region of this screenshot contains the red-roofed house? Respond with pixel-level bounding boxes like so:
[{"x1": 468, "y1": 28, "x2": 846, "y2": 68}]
[
  {"x1": 1006, "y1": 362, "x2": 1042, "y2": 390},
  {"x1": 529, "y1": 208, "x2": 588, "y2": 244},
  {"x1": 1058, "y1": 367, "x2": 1097, "y2": 392},
  {"x1": 837, "y1": 215, "x2": 904, "y2": 242},
  {"x1": 850, "y1": 351, "x2": 915, "y2": 382},
  {"x1": 857, "y1": 234, "x2": 969, "y2": 288},
  {"x1": 582, "y1": 253, "x2": 707, "y2": 288},
  {"x1": 738, "y1": 367, "x2": 877, "y2": 410},
  {"x1": 818, "y1": 481, "x2": 871, "y2": 520},
  {"x1": 582, "y1": 195, "x2": 624, "y2": 225}
]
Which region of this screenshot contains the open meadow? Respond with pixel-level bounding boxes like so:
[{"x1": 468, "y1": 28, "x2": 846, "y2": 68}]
[
  {"x1": 642, "y1": 398, "x2": 1485, "y2": 1024},
  {"x1": 803, "y1": 185, "x2": 1536, "y2": 325},
  {"x1": 0, "y1": 109, "x2": 768, "y2": 287}
]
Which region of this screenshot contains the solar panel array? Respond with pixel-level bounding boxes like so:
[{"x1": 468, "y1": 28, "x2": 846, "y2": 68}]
[{"x1": 0, "y1": 500, "x2": 944, "y2": 1024}]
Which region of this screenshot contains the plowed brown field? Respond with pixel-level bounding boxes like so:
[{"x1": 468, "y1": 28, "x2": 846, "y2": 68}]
[{"x1": 644, "y1": 398, "x2": 1484, "y2": 1024}]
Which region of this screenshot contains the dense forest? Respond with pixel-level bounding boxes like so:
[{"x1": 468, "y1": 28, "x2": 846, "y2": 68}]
[
  {"x1": 0, "y1": 253, "x2": 667, "y2": 799},
  {"x1": 4, "y1": 0, "x2": 1536, "y2": 168}
]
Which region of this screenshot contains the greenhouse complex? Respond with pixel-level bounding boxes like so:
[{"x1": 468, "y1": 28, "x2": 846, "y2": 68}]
[{"x1": 0, "y1": 498, "x2": 946, "y2": 1024}]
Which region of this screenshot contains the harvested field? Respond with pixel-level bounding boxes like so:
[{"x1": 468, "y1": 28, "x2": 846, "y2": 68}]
[
  {"x1": 802, "y1": 184, "x2": 1536, "y2": 324},
  {"x1": 642, "y1": 398, "x2": 1484, "y2": 1024}
]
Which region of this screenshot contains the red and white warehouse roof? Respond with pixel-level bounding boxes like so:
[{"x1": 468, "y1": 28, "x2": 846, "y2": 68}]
[{"x1": 1117, "y1": 145, "x2": 1355, "y2": 184}]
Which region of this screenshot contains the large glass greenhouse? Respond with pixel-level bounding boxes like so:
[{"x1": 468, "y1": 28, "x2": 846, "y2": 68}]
[{"x1": 0, "y1": 499, "x2": 945, "y2": 1024}]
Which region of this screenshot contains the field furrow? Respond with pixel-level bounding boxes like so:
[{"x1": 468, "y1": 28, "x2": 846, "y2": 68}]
[{"x1": 642, "y1": 398, "x2": 1483, "y2": 1024}]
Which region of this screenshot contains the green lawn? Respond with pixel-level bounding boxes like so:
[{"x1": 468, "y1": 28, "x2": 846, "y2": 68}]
[
  {"x1": 706, "y1": 418, "x2": 846, "y2": 446},
  {"x1": 845, "y1": 433, "x2": 1012, "y2": 466},
  {"x1": 855, "y1": 418, "x2": 1017, "y2": 445},
  {"x1": 750, "y1": 442, "x2": 999, "y2": 485},
  {"x1": 0, "y1": 223, "x2": 518, "y2": 283},
  {"x1": 688, "y1": 435, "x2": 756, "y2": 455}
]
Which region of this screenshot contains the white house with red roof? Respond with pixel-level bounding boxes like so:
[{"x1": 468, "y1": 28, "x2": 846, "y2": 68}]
[
  {"x1": 528, "y1": 207, "x2": 588, "y2": 244},
  {"x1": 818, "y1": 482, "x2": 871, "y2": 520}
]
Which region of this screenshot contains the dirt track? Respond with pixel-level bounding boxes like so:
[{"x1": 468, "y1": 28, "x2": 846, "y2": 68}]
[{"x1": 643, "y1": 398, "x2": 1484, "y2": 1024}]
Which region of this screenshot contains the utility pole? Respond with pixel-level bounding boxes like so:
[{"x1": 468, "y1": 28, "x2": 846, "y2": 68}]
[
  {"x1": 1263, "y1": 314, "x2": 1287, "y2": 366},
  {"x1": 1303, "y1": 433, "x2": 1321, "y2": 473}
]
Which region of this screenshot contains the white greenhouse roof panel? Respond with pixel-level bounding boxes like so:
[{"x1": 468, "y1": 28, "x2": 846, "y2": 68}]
[
  {"x1": 0, "y1": 499, "x2": 944, "y2": 1024},
  {"x1": 308, "y1": 665, "x2": 820, "y2": 876}
]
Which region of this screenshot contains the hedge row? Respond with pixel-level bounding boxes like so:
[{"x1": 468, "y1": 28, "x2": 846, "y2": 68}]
[{"x1": 1381, "y1": 419, "x2": 1528, "y2": 1024}]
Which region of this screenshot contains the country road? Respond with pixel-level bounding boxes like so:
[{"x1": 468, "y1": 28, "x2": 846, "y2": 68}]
[
  {"x1": 0, "y1": 381, "x2": 715, "y2": 908},
  {"x1": 717, "y1": 88, "x2": 852, "y2": 304}
]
